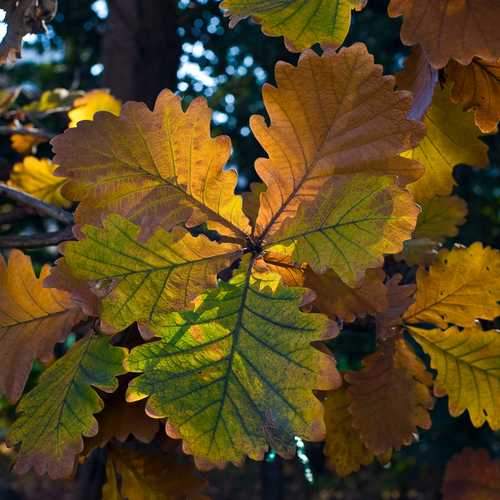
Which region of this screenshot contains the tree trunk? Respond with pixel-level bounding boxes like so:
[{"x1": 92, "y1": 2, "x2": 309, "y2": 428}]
[{"x1": 102, "y1": 0, "x2": 180, "y2": 107}]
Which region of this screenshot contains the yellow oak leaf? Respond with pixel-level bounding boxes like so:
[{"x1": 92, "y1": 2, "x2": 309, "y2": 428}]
[
  {"x1": 7, "y1": 335, "x2": 127, "y2": 479},
  {"x1": 60, "y1": 214, "x2": 241, "y2": 333},
  {"x1": 68, "y1": 89, "x2": 121, "y2": 128},
  {"x1": 447, "y1": 58, "x2": 500, "y2": 134},
  {"x1": 265, "y1": 174, "x2": 418, "y2": 286},
  {"x1": 402, "y1": 85, "x2": 488, "y2": 202},
  {"x1": 10, "y1": 128, "x2": 45, "y2": 154},
  {"x1": 251, "y1": 43, "x2": 424, "y2": 239},
  {"x1": 323, "y1": 386, "x2": 374, "y2": 476},
  {"x1": 404, "y1": 243, "x2": 500, "y2": 328},
  {"x1": 102, "y1": 445, "x2": 208, "y2": 500},
  {"x1": 126, "y1": 256, "x2": 340, "y2": 467},
  {"x1": 221, "y1": 0, "x2": 366, "y2": 52},
  {"x1": 388, "y1": 0, "x2": 500, "y2": 69},
  {"x1": 442, "y1": 448, "x2": 500, "y2": 500},
  {"x1": 8, "y1": 157, "x2": 70, "y2": 208},
  {"x1": 346, "y1": 337, "x2": 433, "y2": 455},
  {"x1": 0, "y1": 250, "x2": 85, "y2": 403},
  {"x1": 52, "y1": 90, "x2": 250, "y2": 240},
  {"x1": 409, "y1": 326, "x2": 500, "y2": 430}
]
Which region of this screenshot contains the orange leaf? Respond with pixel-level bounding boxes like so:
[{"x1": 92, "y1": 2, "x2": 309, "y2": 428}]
[
  {"x1": 447, "y1": 58, "x2": 500, "y2": 134},
  {"x1": 442, "y1": 448, "x2": 500, "y2": 500},
  {"x1": 388, "y1": 0, "x2": 500, "y2": 69},
  {"x1": 0, "y1": 250, "x2": 85, "y2": 403},
  {"x1": 346, "y1": 337, "x2": 433, "y2": 455}
]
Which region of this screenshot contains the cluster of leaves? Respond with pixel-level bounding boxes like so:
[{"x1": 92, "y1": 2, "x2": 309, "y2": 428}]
[{"x1": 0, "y1": 1, "x2": 499, "y2": 498}]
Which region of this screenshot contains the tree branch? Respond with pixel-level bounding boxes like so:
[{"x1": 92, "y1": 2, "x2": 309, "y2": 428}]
[
  {"x1": 0, "y1": 125, "x2": 55, "y2": 140},
  {"x1": 0, "y1": 184, "x2": 73, "y2": 224},
  {"x1": 0, "y1": 225, "x2": 74, "y2": 249}
]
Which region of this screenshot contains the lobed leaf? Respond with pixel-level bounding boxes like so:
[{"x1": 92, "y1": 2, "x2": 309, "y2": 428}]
[
  {"x1": 220, "y1": 0, "x2": 366, "y2": 52},
  {"x1": 0, "y1": 250, "x2": 85, "y2": 403},
  {"x1": 404, "y1": 243, "x2": 500, "y2": 328},
  {"x1": 346, "y1": 337, "x2": 433, "y2": 455},
  {"x1": 252, "y1": 43, "x2": 425, "y2": 239},
  {"x1": 52, "y1": 90, "x2": 250, "y2": 239},
  {"x1": 59, "y1": 214, "x2": 241, "y2": 333},
  {"x1": 388, "y1": 0, "x2": 500, "y2": 69},
  {"x1": 265, "y1": 174, "x2": 418, "y2": 286},
  {"x1": 7, "y1": 335, "x2": 127, "y2": 478},
  {"x1": 68, "y1": 89, "x2": 121, "y2": 128},
  {"x1": 409, "y1": 325, "x2": 500, "y2": 430},
  {"x1": 126, "y1": 257, "x2": 340, "y2": 467}
]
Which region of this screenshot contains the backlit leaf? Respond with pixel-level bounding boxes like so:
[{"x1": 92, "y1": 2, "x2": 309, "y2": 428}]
[
  {"x1": 52, "y1": 90, "x2": 250, "y2": 240},
  {"x1": 388, "y1": 0, "x2": 500, "y2": 69},
  {"x1": 8, "y1": 157, "x2": 70, "y2": 208},
  {"x1": 442, "y1": 448, "x2": 500, "y2": 500},
  {"x1": 7, "y1": 335, "x2": 127, "y2": 478},
  {"x1": 346, "y1": 337, "x2": 433, "y2": 454},
  {"x1": 10, "y1": 127, "x2": 45, "y2": 154},
  {"x1": 252, "y1": 43, "x2": 424, "y2": 239},
  {"x1": 402, "y1": 85, "x2": 488, "y2": 202},
  {"x1": 323, "y1": 386, "x2": 374, "y2": 476},
  {"x1": 221, "y1": 0, "x2": 366, "y2": 52},
  {"x1": 23, "y1": 89, "x2": 83, "y2": 117},
  {"x1": 409, "y1": 326, "x2": 500, "y2": 430},
  {"x1": 265, "y1": 174, "x2": 418, "y2": 286},
  {"x1": 126, "y1": 257, "x2": 340, "y2": 467},
  {"x1": 60, "y1": 214, "x2": 241, "y2": 333},
  {"x1": 447, "y1": 58, "x2": 500, "y2": 134},
  {"x1": 404, "y1": 243, "x2": 500, "y2": 328},
  {"x1": 68, "y1": 89, "x2": 121, "y2": 128},
  {"x1": 0, "y1": 250, "x2": 85, "y2": 403}
]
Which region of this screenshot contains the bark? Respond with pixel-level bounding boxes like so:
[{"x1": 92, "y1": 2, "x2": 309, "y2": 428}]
[{"x1": 102, "y1": 0, "x2": 180, "y2": 108}]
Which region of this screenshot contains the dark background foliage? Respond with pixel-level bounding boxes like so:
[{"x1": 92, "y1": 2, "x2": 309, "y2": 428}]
[{"x1": 0, "y1": 1, "x2": 498, "y2": 499}]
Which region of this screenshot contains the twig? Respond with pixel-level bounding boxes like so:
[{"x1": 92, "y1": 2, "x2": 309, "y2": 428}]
[
  {"x1": 0, "y1": 206, "x2": 31, "y2": 225},
  {"x1": 0, "y1": 184, "x2": 73, "y2": 224},
  {"x1": 0, "y1": 225, "x2": 74, "y2": 249},
  {"x1": 0, "y1": 125, "x2": 55, "y2": 140}
]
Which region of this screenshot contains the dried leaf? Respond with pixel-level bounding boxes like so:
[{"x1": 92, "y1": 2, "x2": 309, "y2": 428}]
[
  {"x1": 346, "y1": 337, "x2": 433, "y2": 455},
  {"x1": 68, "y1": 89, "x2": 121, "y2": 128},
  {"x1": 404, "y1": 243, "x2": 500, "y2": 328},
  {"x1": 388, "y1": 0, "x2": 500, "y2": 68},
  {"x1": 8, "y1": 157, "x2": 70, "y2": 208},
  {"x1": 7, "y1": 335, "x2": 127, "y2": 478},
  {"x1": 265, "y1": 174, "x2": 418, "y2": 286},
  {"x1": 403, "y1": 84, "x2": 489, "y2": 202},
  {"x1": 252, "y1": 43, "x2": 424, "y2": 239},
  {"x1": 442, "y1": 448, "x2": 500, "y2": 500},
  {"x1": 323, "y1": 386, "x2": 374, "y2": 476},
  {"x1": 52, "y1": 90, "x2": 250, "y2": 240},
  {"x1": 447, "y1": 58, "x2": 500, "y2": 134},
  {"x1": 60, "y1": 214, "x2": 241, "y2": 333},
  {"x1": 126, "y1": 257, "x2": 340, "y2": 467},
  {"x1": 0, "y1": 250, "x2": 85, "y2": 403},
  {"x1": 409, "y1": 325, "x2": 500, "y2": 430},
  {"x1": 221, "y1": 0, "x2": 366, "y2": 52}
]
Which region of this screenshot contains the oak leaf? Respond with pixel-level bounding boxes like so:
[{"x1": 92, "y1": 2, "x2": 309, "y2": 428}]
[
  {"x1": 251, "y1": 43, "x2": 424, "y2": 239},
  {"x1": 10, "y1": 127, "x2": 45, "y2": 154},
  {"x1": 59, "y1": 214, "x2": 241, "y2": 333},
  {"x1": 7, "y1": 334, "x2": 127, "y2": 478},
  {"x1": 442, "y1": 448, "x2": 500, "y2": 500},
  {"x1": 447, "y1": 58, "x2": 500, "y2": 134},
  {"x1": 346, "y1": 337, "x2": 433, "y2": 454},
  {"x1": 23, "y1": 88, "x2": 83, "y2": 117},
  {"x1": 126, "y1": 257, "x2": 340, "y2": 467},
  {"x1": 404, "y1": 243, "x2": 500, "y2": 328},
  {"x1": 52, "y1": 90, "x2": 250, "y2": 240},
  {"x1": 409, "y1": 325, "x2": 500, "y2": 430},
  {"x1": 402, "y1": 85, "x2": 488, "y2": 202},
  {"x1": 323, "y1": 386, "x2": 374, "y2": 476},
  {"x1": 221, "y1": 0, "x2": 366, "y2": 52},
  {"x1": 0, "y1": 250, "x2": 85, "y2": 403},
  {"x1": 8, "y1": 157, "x2": 70, "y2": 208},
  {"x1": 102, "y1": 445, "x2": 208, "y2": 500},
  {"x1": 265, "y1": 174, "x2": 418, "y2": 286},
  {"x1": 388, "y1": 0, "x2": 500, "y2": 69},
  {"x1": 68, "y1": 89, "x2": 121, "y2": 128}
]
